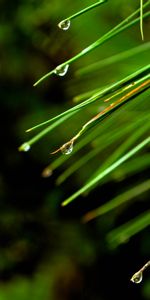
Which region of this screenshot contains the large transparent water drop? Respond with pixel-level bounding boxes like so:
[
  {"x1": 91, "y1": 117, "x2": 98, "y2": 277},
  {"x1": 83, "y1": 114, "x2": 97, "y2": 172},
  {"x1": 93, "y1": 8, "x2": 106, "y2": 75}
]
[
  {"x1": 54, "y1": 64, "x2": 69, "y2": 76},
  {"x1": 58, "y1": 19, "x2": 71, "y2": 31},
  {"x1": 61, "y1": 142, "x2": 73, "y2": 155},
  {"x1": 131, "y1": 271, "x2": 143, "y2": 284}
]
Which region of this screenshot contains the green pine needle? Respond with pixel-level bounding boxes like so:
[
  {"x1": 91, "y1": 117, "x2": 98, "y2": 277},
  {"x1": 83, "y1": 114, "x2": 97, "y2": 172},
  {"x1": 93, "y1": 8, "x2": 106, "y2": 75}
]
[
  {"x1": 106, "y1": 210, "x2": 150, "y2": 248},
  {"x1": 58, "y1": 0, "x2": 107, "y2": 29},
  {"x1": 56, "y1": 114, "x2": 150, "y2": 185},
  {"x1": 140, "y1": 0, "x2": 144, "y2": 40},
  {"x1": 83, "y1": 180, "x2": 150, "y2": 222},
  {"x1": 33, "y1": 1, "x2": 150, "y2": 86},
  {"x1": 29, "y1": 65, "x2": 150, "y2": 132},
  {"x1": 19, "y1": 66, "x2": 149, "y2": 151},
  {"x1": 76, "y1": 42, "x2": 150, "y2": 77},
  {"x1": 61, "y1": 136, "x2": 150, "y2": 206}
]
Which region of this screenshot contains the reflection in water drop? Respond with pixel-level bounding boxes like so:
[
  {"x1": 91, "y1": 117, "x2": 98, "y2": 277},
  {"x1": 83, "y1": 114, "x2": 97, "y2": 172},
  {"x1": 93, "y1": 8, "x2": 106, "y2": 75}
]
[
  {"x1": 54, "y1": 64, "x2": 69, "y2": 76},
  {"x1": 61, "y1": 142, "x2": 73, "y2": 155},
  {"x1": 131, "y1": 271, "x2": 143, "y2": 284},
  {"x1": 19, "y1": 142, "x2": 31, "y2": 152},
  {"x1": 58, "y1": 19, "x2": 71, "y2": 30}
]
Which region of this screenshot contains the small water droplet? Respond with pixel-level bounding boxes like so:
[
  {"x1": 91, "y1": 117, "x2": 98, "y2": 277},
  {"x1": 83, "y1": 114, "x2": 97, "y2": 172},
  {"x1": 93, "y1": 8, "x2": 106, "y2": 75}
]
[
  {"x1": 58, "y1": 19, "x2": 70, "y2": 31},
  {"x1": 131, "y1": 271, "x2": 143, "y2": 284},
  {"x1": 19, "y1": 142, "x2": 31, "y2": 152},
  {"x1": 61, "y1": 142, "x2": 73, "y2": 155},
  {"x1": 54, "y1": 64, "x2": 69, "y2": 76}
]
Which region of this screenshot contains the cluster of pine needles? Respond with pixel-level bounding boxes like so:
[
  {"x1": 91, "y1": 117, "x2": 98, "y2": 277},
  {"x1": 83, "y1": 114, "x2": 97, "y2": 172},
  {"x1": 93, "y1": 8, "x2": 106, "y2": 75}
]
[{"x1": 19, "y1": 1, "x2": 150, "y2": 250}]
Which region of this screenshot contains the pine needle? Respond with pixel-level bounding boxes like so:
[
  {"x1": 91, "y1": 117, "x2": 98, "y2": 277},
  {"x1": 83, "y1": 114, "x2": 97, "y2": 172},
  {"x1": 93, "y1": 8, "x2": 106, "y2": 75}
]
[{"x1": 61, "y1": 136, "x2": 150, "y2": 206}]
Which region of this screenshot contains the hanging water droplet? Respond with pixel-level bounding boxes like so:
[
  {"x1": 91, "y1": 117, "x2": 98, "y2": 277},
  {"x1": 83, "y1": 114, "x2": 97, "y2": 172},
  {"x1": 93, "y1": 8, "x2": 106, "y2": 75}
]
[
  {"x1": 54, "y1": 64, "x2": 69, "y2": 76},
  {"x1": 131, "y1": 271, "x2": 143, "y2": 284},
  {"x1": 19, "y1": 142, "x2": 31, "y2": 152},
  {"x1": 61, "y1": 142, "x2": 73, "y2": 155},
  {"x1": 58, "y1": 19, "x2": 71, "y2": 31}
]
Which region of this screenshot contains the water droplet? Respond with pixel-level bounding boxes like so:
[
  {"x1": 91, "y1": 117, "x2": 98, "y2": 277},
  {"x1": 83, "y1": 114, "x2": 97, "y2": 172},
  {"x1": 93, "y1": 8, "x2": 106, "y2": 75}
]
[
  {"x1": 58, "y1": 19, "x2": 70, "y2": 31},
  {"x1": 54, "y1": 64, "x2": 69, "y2": 76},
  {"x1": 19, "y1": 142, "x2": 30, "y2": 152},
  {"x1": 61, "y1": 142, "x2": 73, "y2": 155},
  {"x1": 131, "y1": 271, "x2": 143, "y2": 284}
]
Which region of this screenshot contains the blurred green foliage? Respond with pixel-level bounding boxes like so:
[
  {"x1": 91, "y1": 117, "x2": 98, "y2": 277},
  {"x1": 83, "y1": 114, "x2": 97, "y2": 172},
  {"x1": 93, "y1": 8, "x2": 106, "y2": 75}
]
[{"x1": 0, "y1": 0, "x2": 150, "y2": 299}]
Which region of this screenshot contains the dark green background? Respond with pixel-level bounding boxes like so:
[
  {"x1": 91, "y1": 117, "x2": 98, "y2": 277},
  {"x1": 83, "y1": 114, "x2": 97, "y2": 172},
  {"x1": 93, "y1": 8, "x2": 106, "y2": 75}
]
[{"x1": 0, "y1": 0, "x2": 150, "y2": 299}]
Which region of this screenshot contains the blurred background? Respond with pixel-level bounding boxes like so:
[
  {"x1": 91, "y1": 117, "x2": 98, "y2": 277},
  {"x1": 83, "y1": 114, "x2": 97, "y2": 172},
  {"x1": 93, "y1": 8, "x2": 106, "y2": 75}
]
[{"x1": 0, "y1": 0, "x2": 150, "y2": 299}]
